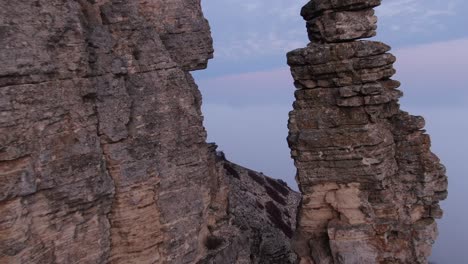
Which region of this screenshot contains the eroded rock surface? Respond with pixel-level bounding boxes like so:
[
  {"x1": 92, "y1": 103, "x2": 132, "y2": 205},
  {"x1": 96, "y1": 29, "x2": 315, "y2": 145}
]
[
  {"x1": 0, "y1": 1, "x2": 298, "y2": 263},
  {"x1": 199, "y1": 146, "x2": 300, "y2": 264},
  {"x1": 287, "y1": 1, "x2": 448, "y2": 263}
]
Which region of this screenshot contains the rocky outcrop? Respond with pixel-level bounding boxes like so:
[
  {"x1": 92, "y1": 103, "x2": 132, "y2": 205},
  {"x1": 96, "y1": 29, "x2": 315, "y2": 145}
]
[
  {"x1": 287, "y1": 1, "x2": 448, "y2": 263},
  {"x1": 199, "y1": 146, "x2": 300, "y2": 264},
  {"x1": 0, "y1": 1, "x2": 298, "y2": 263}
]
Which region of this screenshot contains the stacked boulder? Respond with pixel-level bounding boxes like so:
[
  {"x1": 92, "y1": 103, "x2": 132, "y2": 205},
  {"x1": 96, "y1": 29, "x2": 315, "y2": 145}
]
[{"x1": 287, "y1": 1, "x2": 448, "y2": 263}]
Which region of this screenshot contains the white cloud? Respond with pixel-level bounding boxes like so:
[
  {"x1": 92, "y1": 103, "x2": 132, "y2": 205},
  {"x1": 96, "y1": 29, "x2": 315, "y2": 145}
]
[
  {"x1": 242, "y1": 3, "x2": 261, "y2": 12},
  {"x1": 266, "y1": 2, "x2": 307, "y2": 20},
  {"x1": 204, "y1": 0, "x2": 309, "y2": 59},
  {"x1": 214, "y1": 30, "x2": 306, "y2": 59},
  {"x1": 376, "y1": 0, "x2": 460, "y2": 33},
  {"x1": 203, "y1": 0, "x2": 464, "y2": 60}
]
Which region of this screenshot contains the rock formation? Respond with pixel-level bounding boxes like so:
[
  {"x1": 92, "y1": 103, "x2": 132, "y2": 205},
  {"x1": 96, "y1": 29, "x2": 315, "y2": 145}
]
[
  {"x1": 199, "y1": 146, "x2": 300, "y2": 264},
  {"x1": 1, "y1": 0, "x2": 449, "y2": 263},
  {"x1": 0, "y1": 1, "x2": 299, "y2": 263},
  {"x1": 287, "y1": 1, "x2": 448, "y2": 263}
]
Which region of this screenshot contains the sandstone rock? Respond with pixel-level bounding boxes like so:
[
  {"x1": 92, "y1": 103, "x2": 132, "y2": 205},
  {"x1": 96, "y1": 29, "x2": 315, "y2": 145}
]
[
  {"x1": 0, "y1": 1, "x2": 297, "y2": 263},
  {"x1": 300, "y1": 0, "x2": 381, "y2": 42},
  {"x1": 288, "y1": 1, "x2": 448, "y2": 263},
  {"x1": 306, "y1": 9, "x2": 378, "y2": 42}
]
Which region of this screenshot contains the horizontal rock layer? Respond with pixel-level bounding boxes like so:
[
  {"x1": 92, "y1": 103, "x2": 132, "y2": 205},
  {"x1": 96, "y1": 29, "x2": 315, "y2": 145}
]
[
  {"x1": 301, "y1": 0, "x2": 381, "y2": 42},
  {"x1": 287, "y1": 1, "x2": 447, "y2": 263}
]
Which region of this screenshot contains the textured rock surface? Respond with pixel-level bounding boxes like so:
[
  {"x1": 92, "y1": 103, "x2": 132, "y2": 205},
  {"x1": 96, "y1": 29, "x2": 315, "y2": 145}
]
[
  {"x1": 288, "y1": 1, "x2": 448, "y2": 263},
  {"x1": 0, "y1": 1, "x2": 298, "y2": 263},
  {"x1": 198, "y1": 147, "x2": 300, "y2": 264}
]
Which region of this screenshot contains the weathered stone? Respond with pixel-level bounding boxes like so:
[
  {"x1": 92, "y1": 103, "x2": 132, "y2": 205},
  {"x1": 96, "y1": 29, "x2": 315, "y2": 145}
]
[
  {"x1": 198, "y1": 150, "x2": 300, "y2": 264},
  {"x1": 288, "y1": 1, "x2": 447, "y2": 263},
  {"x1": 0, "y1": 1, "x2": 298, "y2": 263},
  {"x1": 301, "y1": 0, "x2": 382, "y2": 20},
  {"x1": 306, "y1": 9, "x2": 378, "y2": 42},
  {"x1": 289, "y1": 42, "x2": 396, "y2": 88}
]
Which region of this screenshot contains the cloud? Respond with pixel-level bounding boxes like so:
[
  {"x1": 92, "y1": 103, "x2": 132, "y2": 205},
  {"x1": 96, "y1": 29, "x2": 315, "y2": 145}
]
[
  {"x1": 376, "y1": 0, "x2": 458, "y2": 18},
  {"x1": 241, "y1": 3, "x2": 260, "y2": 12},
  {"x1": 199, "y1": 38, "x2": 468, "y2": 108},
  {"x1": 214, "y1": 31, "x2": 306, "y2": 59},
  {"x1": 202, "y1": 0, "x2": 466, "y2": 61},
  {"x1": 376, "y1": 0, "x2": 460, "y2": 33},
  {"x1": 202, "y1": 0, "x2": 309, "y2": 59}
]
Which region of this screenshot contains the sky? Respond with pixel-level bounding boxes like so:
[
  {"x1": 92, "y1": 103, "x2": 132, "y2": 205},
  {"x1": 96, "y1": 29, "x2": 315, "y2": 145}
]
[{"x1": 193, "y1": 0, "x2": 468, "y2": 263}]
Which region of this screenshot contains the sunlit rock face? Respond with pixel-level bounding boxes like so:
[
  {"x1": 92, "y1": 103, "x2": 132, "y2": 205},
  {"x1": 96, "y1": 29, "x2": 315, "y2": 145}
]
[
  {"x1": 287, "y1": 0, "x2": 448, "y2": 263},
  {"x1": 0, "y1": 1, "x2": 298, "y2": 263}
]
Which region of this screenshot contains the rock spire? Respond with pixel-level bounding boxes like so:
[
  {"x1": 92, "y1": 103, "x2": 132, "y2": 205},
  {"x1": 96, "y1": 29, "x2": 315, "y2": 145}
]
[{"x1": 287, "y1": 1, "x2": 448, "y2": 263}]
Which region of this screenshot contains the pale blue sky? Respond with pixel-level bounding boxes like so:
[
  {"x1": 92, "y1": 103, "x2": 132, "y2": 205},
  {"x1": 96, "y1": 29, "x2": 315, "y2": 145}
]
[
  {"x1": 196, "y1": 0, "x2": 468, "y2": 78},
  {"x1": 193, "y1": 1, "x2": 468, "y2": 263}
]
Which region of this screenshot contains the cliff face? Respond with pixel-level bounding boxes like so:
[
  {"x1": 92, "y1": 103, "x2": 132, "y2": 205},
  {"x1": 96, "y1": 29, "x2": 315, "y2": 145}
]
[
  {"x1": 1, "y1": 0, "x2": 448, "y2": 263},
  {"x1": 0, "y1": 1, "x2": 298, "y2": 263},
  {"x1": 199, "y1": 148, "x2": 300, "y2": 264},
  {"x1": 287, "y1": 1, "x2": 448, "y2": 263}
]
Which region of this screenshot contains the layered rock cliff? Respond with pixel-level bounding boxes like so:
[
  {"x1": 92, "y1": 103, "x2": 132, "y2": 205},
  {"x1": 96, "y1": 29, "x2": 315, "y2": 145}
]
[
  {"x1": 287, "y1": 1, "x2": 448, "y2": 263},
  {"x1": 0, "y1": 1, "x2": 299, "y2": 263},
  {"x1": 1, "y1": 0, "x2": 448, "y2": 263}
]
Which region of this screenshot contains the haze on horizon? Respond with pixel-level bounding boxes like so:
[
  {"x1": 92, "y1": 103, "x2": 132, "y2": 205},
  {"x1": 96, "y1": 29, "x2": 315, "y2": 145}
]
[{"x1": 194, "y1": 0, "x2": 468, "y2": 263}]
